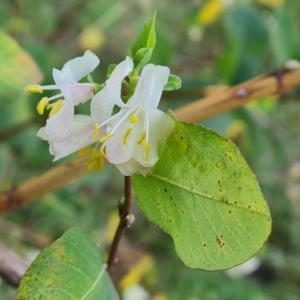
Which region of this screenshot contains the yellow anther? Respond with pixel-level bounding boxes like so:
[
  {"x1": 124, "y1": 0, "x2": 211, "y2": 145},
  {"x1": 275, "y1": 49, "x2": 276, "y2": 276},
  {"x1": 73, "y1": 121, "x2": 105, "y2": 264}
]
[
  {"x1": 142, "y1": 140, "x2": 149, "y2": 161},
  {"x1": 49, "y1": 100, "x2": 64, "y2": 117},
  {"x1": 130, "y1": 114, "x2": 138, "y2": 124},
  {"x1": 93, "y1": 123, "x2": 100, "y2": 141},
  {"x1": 78, "y1": 145, "x2": 91, "y2": 156},
  {"x1": 25, "y1": 85, "x2": 43, "y2": 94},
  {"x1": 36, "y1": 97, "x2": 49, "y2": 115},
  {"x1": 100, "y1": 133, "x2": 114, "y2": 143},
  {"x1": 137, "y1": 131, "x2": 146, "y2": 145},
  {"x1": 123, "y1": 128, "x2": 132, "y2": 145}
]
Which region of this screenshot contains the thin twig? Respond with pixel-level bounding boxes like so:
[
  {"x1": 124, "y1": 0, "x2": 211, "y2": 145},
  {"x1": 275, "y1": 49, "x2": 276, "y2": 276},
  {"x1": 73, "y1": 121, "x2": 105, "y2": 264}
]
[
  {"x1": 106, "y1": 176, "x2": 133, "y2": 271},
  {"x1": 1, "y1": 65, "x2": 300, "y2": 213},
  {"x1": 0, "y1": 155, "x2": 90, "y2": 213}
]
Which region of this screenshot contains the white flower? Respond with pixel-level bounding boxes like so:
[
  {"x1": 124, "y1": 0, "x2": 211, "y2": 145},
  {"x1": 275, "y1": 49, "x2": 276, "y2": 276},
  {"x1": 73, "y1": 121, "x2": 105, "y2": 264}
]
[
  {"x1": 36, "y1": 86, "x2": 114, "y2": 170},
  {"x1": 98, "y1": 57, "x2": 175, "y2": 176},
  {"x1": 37, "y1": 56, "x2": 175, "y2": 176},
  {"x1": 25, "y1": 50, "x2": 100, "y2": 135}
]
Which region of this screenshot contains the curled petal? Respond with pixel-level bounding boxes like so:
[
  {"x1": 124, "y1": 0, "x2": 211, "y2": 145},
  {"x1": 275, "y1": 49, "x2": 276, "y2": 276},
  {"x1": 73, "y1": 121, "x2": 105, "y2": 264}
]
[
  {"x1": 129, "y1": 64, "x2": 170, "y2": 110},
  {"x1": 44, "y1": 98, "x2": 74, "y2": 135},
  {"x1": 61, "y1": 50, "x2": 100, "y2": 83},
  {"x1": 106, "y1": 56, "x2": 134, "y2": 108}
]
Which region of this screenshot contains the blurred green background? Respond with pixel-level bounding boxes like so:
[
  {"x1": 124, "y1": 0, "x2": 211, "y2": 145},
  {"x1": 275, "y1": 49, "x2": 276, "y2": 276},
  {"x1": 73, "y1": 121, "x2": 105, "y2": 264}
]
[{"x1": 1, "y1": 0, "x2": 300, "y2": 299}]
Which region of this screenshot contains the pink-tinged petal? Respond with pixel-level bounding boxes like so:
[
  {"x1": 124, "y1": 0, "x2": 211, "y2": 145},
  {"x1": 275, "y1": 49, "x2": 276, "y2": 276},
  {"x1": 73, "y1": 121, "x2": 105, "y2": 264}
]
[
  {"x1": 106, "y1": 56, "x2": 134, "y2": 108},
  {"x1": 90, "y1": 86, "x2": 115, "y2": 123},
  {"x1": 38, "y1": 115, "x2": 101, "y2": 161},
  {"x1": 61, "y1": 50, "x2": 100, "y2": 83},
  {"x1": 44, "y1": 98, "x2": 74, "y2": 135},
  {"x1": 51, "y1": 115, "x2": 100, "y2": 161},
  {"x1": 129, "y1": 64, "x2": 170, "y2": 110},
  {"x1": 63, "y1": 83, "x2": 94, "y2": 105}
]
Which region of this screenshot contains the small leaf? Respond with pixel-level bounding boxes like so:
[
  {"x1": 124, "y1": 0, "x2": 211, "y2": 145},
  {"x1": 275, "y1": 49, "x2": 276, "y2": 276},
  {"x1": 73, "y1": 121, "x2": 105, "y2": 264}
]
[
  {"x1": 133, "y1": 121, "x2": 271, "y2": 270},
  {"x1": 164, "y1": 74, "x2": 182, "y2": 91},
  {"x1": 130, "y1": 11, "x2": 157, "y2": 57},
  {"x1": 0, "y1": 31, "x2": 43, "y2": 102},
  {"x1": 133, "y1": 47, "x2": 153, "y2": 71},
  {"x1": 106, "y1": 64, "x2": 117, "y2": 79},
  {"x1": 16, "y1": 227, "x2": 120, "y2": 300}
]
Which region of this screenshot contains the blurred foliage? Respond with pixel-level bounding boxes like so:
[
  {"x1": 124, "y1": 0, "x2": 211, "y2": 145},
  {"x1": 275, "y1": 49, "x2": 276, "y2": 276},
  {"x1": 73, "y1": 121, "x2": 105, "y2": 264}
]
[{"x1": 1, "y1": 0, "x2": 300, "y2": 299}]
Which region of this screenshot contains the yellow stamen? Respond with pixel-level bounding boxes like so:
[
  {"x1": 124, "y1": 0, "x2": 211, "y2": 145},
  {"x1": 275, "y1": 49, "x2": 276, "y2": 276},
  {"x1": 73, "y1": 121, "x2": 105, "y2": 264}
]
[
  {"x1": 46, "y1": 103, "x2": 54, "y2": 110},
  {"x1": 36, "y1": 97, "x2": 49, "y2": 115},
  {"x1": 130, "y1": 114, "x2": 138, "y2": 124},
  {"x1": 100, "y1": 146, "x2": 107, "y2": 159},
  {"x1": 25, "y1": 85, "x2": 43, "y2": 94},
  {"x1": 100, "y1": 133, "x2": 114, "y2": 143},
  {"x1": 49, "y1": 100, "x2": 64, "y2": 117},
  {"x1": 93, "y1": 123, "x2": 100, "y2": 141},
  {"x1": 123, "y1": 127, "x2": 132, "y2": 145},
  {"x1": 78, "y1": 145, "x2": 91, "y2": 156},
  {"x1": 142, "y1": 140, "x2": 149, "y2": 161},
  {"x1": 96, "y1": 155, "x2": 103, "y2": 172},
  {"x1": 85, "y1": 149, "x2": 97, "y2": 171},
  {"x1": 137, "y1": 130, "x2": 146, "y2": 145}
]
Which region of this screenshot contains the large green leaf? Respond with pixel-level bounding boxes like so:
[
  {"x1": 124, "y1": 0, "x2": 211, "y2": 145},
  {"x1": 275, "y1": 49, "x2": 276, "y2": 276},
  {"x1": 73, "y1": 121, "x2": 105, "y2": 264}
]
[
  {"x1": 16, "y1": 227, "x2": 120, "y2": 300},
  {"x1": 133, "y1": 121, "x2": 271, "y2": 270},
  {"x1": 0, "y1": 31, "x2": 42, "y2": 103}
]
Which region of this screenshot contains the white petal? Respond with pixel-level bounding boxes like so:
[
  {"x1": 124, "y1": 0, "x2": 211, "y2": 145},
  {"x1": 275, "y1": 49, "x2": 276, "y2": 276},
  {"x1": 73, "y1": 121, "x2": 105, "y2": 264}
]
[
  {"x1": 132, "y1": 109, "x2": 174, "y2": 167},
  {"x1": 52, "y1": 68, "x2": 66, "y2": 90},
  {"x1": 44, "y1": 98, "x2": 74, "y2": 135},
  {"x1": 129, "y1": 64, "x2": 170, "y2": 110},
  {"x1": 114, "y1": 159, "x2": 150, "y2": 176},
  {"x1": 105, "y1": 115, "x2": 132, "y2": 164},
  {"x1": 90, "y1": 86, "x2": 115, "y2": 123},
  {"x1": 106, "y1": 56, "x2": 134, "y2": 108},
  {"x1": 50, "y1": 115, "x2": 100, "y2": 161},
  {"x1": 61, "y1": 50, "x2": 100, "y2": 83}
]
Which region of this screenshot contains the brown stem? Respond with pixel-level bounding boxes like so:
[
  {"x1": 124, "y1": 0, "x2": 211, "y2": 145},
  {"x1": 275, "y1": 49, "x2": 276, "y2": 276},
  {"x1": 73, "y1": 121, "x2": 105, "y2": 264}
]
[
  {"x1": 106, "y1": 176, "x2": 133, "y2": 271},
  {"x1": 1, "y1": 65, "x2": 300, "y2": 213},
  {"x1": 0, "y1": 155, "x2": 90, "y2": 213}
]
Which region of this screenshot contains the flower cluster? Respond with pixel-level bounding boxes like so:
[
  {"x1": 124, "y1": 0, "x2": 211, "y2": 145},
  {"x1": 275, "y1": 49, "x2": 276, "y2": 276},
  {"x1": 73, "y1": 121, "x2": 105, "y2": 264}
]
[{"x1": 26, "y1": 51, "x2": 175, "y2": 176}]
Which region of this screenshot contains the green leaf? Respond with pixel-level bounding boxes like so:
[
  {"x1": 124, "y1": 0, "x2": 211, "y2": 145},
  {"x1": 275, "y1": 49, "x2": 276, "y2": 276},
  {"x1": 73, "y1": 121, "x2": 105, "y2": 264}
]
[
  {"x1": 16, "y1": 227, "x2": 120, "y2": 300},
  {"x1": 0, "y1": 31, "x2": 42, "y2": 103},
  {"x1": 130, "y1": 11, "x2": 157, "y2": 57},
  {"x1": 133, "y1": 47, "x2": 153, "y2": 72},
  {"x1": 106, "y1": 64, "x2": 117, "y2": 79},
  {"x1": 164, "y1": 74, "x2": 182, "y2": 91},
  {"x1": 132, "y1": 121, "x2": 271, "y2": 270}
]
